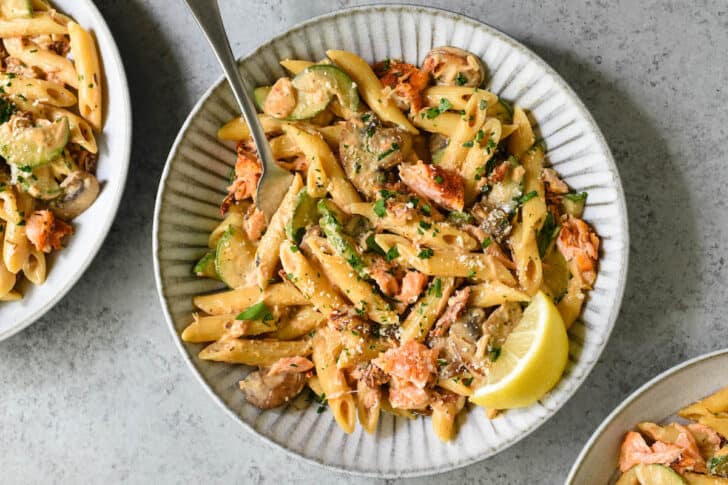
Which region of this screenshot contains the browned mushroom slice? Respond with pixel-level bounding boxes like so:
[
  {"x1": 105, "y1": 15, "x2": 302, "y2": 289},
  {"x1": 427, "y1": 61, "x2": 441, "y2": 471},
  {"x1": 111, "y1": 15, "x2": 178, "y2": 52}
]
[
  {"x1": 238, "y1": 368, "x2": 307, "y2": 409},
  {"x1": 422, "y1": 46, "x2": 487, "y2": 87},
  {"x1": 50, "y1": 171, "x2": 100, "y2": 220}
]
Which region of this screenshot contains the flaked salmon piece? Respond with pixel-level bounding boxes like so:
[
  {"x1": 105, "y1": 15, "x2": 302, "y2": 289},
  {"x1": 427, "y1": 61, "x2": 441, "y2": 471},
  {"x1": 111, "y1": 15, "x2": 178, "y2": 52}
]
[
  {"x1": 399, "y1": 161, "x2": 464, "y2": 211},
  {"x1": 557, "y1": 215, "x2": 600, "y2": 287},
  {"x1": 267, "y1": 356, "x2": 314, "y2": 375},
  {"x1": 429, "y1": 287, "x2": 471, "y2": 338},
  {"x1": 397, "y1": 271, "x2": 428, "y2": 305},
  {"x1": 262, "y1": 77, "x2": 297, "y2": 119},
  {"x1": 26, "y1": 210, "x2": 73, "y2": 253},
  {"x1": 542, "y1": 167, "x2": 569, "y2": 195},
  {"x1": 373, "y1": 339, "x2": 438, "y2": 389},
  {"x1": 388, "y1": 381, "x2": 431, "y2": 409},
  {"x1": 243, "y1": 207, "x2": 266, "y2": 241},
  {"x1": 369, "y1": 255, "x2": 400, "y2": 297},
  {"x1": 221, "y1": 140, "x2": 262, "y2": 214},
  {"x1": 672, "y1": 423, "x2": 707, "y2": 474},
  {"x1": 687, "y1": 423, "x2": 722, "y2": 459},
  {"x1": 619, "y1": 431, "x2": 683, "y2": 472},
  {"x1": 373, "y1": 59, "x2": 429, "y2": 113}
]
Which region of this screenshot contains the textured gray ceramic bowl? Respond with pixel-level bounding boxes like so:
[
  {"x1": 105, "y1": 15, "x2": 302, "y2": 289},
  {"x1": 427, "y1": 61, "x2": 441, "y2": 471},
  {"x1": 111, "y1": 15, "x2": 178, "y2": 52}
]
[
  {"x1": 568, "y1": 349, "x2": 728, "y2": 484},
  {"x1": 153, "y1": 5, "x2": 628, "y2": 477},
  {"x1": 0, "y1": 0, "x2": 132, "y2": 341}
]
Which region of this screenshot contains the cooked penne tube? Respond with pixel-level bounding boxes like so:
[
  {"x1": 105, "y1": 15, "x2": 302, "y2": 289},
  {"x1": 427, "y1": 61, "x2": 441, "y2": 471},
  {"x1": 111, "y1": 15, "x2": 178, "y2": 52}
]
[
  {"x1": 0, "y1": 229, "x2": 16, "y2": 297},
  {"x1": 374, "y1": 234, "x2": 516, "y2": 285},
  {"x1": 400, "y1": 277, "x2": 456, "y2": 342},
  {"x1": 306, "y1": 236, "x2": 398, "y2": 325},
  {"x1": 208, "y1": 210, "x2": 245, "y2": 248},
  {"x1": 282, "y1": 125, "x2": 361, "y2": 209},
  {"x1": 509, "y1": 222, "x2": 542, "y2": 296},
  {"x1": 46, "y1": 106, "x2": 97, "y2": 153},
  {"x1": 326, "y1": 49, "x2": 417, "y2": 134},
  {"x1": 0, "y1": 288, "x2": 22, "y2": 301},
  {"x1": 279, "y1": 241, "x2": 346, "y2": 317},
  {"x1": 254, "y1": 173, "x2": 303, "y2": 288},
  {"x1": 68, "y1": 21, "x2": 103, "y2": 131},
  {"x1": 431, "y1": 395, "x2": 465, "y2": 442},
  {"x1": 437, "y1": 378, "x2": 474, "y2": 397},
  {"x1": 440, "y1": 91, "x2": 490, "y2": 171},
  {"x1": 3, "y1": 193, "x2": 32, "y2": 274},
  {"x1": 348, "y1": 202, "x2": 479, "y2": 251},
  {"x1": 22, "y1": 247, "x2": 46, "y2": 285},
  {"x1": 423, "y1": 86, "x2": 498, "y2": 111},
  {"x1": 217, "y1": 114, "x2": 284, "y2": 141},
  {"x1": 462, "y1": 118, "x2": 502, "y2": 205},
  {"x1": 271, "y1": 306, "x2": 324, "y2": 340},
  {"x1": 199, "y1": 338, "x2": 312, "y2": 366},
  {"x1": 0, "y1": 74, "x2": 76, "y2": 107},
  {"x1": 312, "y1": 326, "x2": 356, "y2": 434},
  {"x1": 412, "y1": 110, "x2": 461, "y2": 137},
  {"x1": 356, "y1": 379, "x2": 381, "y2": 434},
  {"x1": 520, "y1": 144, "x2": 547, "y2": 231},
  {"x1": 269, "y1": 133, "x2": 301, "y2": 159},
  {"x1": 468, "y1": 281, "x2": 531, "y2": 307},
  {"x1": 181, "y1": 313, "x2": 279, "y2": 343},
  {"x1": 280, "y1": 59, "x2": 314, "y2": 75},
  {"x1": 306, "y1": 151, "x2": 328, "y2": 198},
  {"x1": 193, "y1": 283, "x2": 307, "y2": 315},
  {"x1": 0, "y1": 11, "x2": 68, "y2": 37},
  {"x1": 508, "y1": 107, "x2": 535, "y2": 158},
  {"x1": 4, "y1": 37, "x2": 78, "y2": 89}
]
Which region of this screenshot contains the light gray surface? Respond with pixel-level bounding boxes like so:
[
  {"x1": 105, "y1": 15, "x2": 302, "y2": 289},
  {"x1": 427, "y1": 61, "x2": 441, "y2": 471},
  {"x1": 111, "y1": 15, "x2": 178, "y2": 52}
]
[{"x1": 1, "y1": 0, "x2": 726, "y2": 483}]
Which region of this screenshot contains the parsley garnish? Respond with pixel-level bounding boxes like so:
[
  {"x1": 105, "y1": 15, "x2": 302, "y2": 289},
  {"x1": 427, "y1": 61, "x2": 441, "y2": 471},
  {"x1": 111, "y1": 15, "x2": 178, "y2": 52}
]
[
  {"x1": 0, "y1": 97, "x2": 16, "y2": 124},
  {"x1": 481, "y1": 237, "x2": 492, "y2": 249},
  {"x1": 462, "y1": 376, "x2": 474, "y2": 386},
  {"x1": 385, "y1": 246, "x2": 399, "y2": 262},
  {"x1": 564, "y1": 191, "x2": 588, "y2": 202},
  {"x1": 417, "y1": 248, "x2": 434, "y2": 259},
  {"x1": 423, "y1": 98, "x2": 452, "y2": 119},
  {"x1": 462, "y1": 140, "x2": 474, "y2": 148},
  {"x1": 373, "y1": 198, "x2": 387, "y2": 217},
  {"x1": 455, "y1": 72, "x2": 467, "y2": 86},
  {"x1": 421, "y1": 204, "x2": 432, "y2": 216},
  {"x1": 479, "y1": 99, "x2": 487, "y2": 110},
  {"x1": 537, "y1": 212, "x2": 561, "y2": 257},
  {"x1": 516, "y1": 190, "x2": 538, "y2": 205},
  {"x1": 418, "y1": 221, "x2": 432, "y2": 230},
  {"x1": 236, "y1": 301, "x2": 273, "y2": 321},
  {"x1": 366, "y1": 234, "x2": 386, "y2": 256},
  {"x1": 377, "y1": 142, "x2": 400, "y2": 161},
  {"x1": 434, "y1": 175, "x2": 443, "y2": 184},
  {"x1": 429, "y1": 277, "x2": 442, "y2": 297},
  {"x1": 488, "y1": 347, "x2": 501, "y2": 362}
]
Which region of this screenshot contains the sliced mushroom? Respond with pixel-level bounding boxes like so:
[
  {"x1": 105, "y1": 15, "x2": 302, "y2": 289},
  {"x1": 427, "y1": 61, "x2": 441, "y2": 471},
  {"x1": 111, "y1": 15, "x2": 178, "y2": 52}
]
[
  {"x1": 50, "y1": 171, "x2": 99, "y2": 220},
  {"x1": 422, "y1": 46, "x2": 487, "y2": 87},
  {"x1": 238, "y1": 368, "x2": 307, "y2": 409},
  {"x1": 339, "y1": 112, "x2": 413, "y2": 198}
]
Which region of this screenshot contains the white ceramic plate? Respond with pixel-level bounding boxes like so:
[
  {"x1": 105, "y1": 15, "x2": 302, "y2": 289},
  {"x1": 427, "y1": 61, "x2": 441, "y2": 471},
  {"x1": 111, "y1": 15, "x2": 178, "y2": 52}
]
[
  {"x1": 153, "y1": 5, "x2": 628, "y2": 477},
  {"x1": 0, "y1": 1, "x2": 132, "y2": 341},
  {"x1": 567, "y1": 349, "x2": 728, "y2": 484}
]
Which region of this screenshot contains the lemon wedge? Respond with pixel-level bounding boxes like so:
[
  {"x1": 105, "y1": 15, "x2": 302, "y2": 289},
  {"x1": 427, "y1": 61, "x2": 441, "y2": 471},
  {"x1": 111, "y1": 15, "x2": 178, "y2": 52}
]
[{"x1": 470, "y1": 291, "x2": 569, "y2": 409}]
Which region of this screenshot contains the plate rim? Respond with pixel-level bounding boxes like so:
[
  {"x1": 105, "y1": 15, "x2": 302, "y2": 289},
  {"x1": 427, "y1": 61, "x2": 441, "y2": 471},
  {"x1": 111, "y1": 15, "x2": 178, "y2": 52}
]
[
  {"x1": 153, "y1": 3, "x2": 630, "y2": 478},
  {"x1": 566, "y1": 348, "x2": 728, "y2": 484},
  {"x1": 0, "y1": 0, "x2": 133, "y2": 342}
]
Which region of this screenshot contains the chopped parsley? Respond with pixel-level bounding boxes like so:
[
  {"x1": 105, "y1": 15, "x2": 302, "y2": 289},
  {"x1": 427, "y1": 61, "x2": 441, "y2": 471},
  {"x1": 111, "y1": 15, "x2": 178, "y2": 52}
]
[
  {"x1": 488, "y1": 347, "x2": 502, "y2": 362},
  {"x1": 377, "y1": 142, "x2": 400, "y2": 161},
  {"x1": 467, "y1": 269, "x2": 476, "y2": 279},
  {"x1": 564, "y1": 191, "x2": 588, "y2": 202},
  {"x1": 447, "y1": 211, "x2": 474, "y2": 225},
  {"x1": 434, "y1": 175, "x2": 443, "y2": 184},
  {"x1": 429, "y1": 277, "x2": 442, "y2": 297},
  {"x1": 236, "y1": 301, "x2": 274, "y2": 321},
  {"x1": 454, "y1": 72, "x2": 467, "y2": 86},
  {"x1": 423, "y1": 98, "x2": 452, "y2": 119},
  {"x1": 0, "y1": 97, "x2": 16, "y2": 124},
  {"x1": 481, "y1": 237, "x2": 492, "y2": 249},
  {"x1": 437, "y1": 358, "x2": 447, "y2": 367},
  {"x1": 421, "y1": 204, "x2": 432, "y2": 216},
  {"x1": 516, "y1": 190, "x2": 538, "y2": 205},
  {"x1": 418, "y1": 221, "x2": 432, "y2": 230},
  {"x1": 417, "y1": 247, "x2": 434, "y2": 259},
  {"x1": 462, "y1": 376, "x2": 474, "y2": 386},
  {"x1": 475, "y1": 130, "x2": 485, "y2": 143},
  {"x1": 479, "y1": 99, "x2": 488, "y2": 110},
  {"x1": 385, "y1": 246, "x2": 399, "y2": 262},
  {"x1": 365, "y1": 234, "x2": 386, "y2": 256},
  {"x1": 537, "y1": 212, "x2": 561, "y2": 257},
  {"x1": 373, "y1": 198, "x2": 387, "y2": 217},
  {"x1": 462, "y1": 140, "x2": 474, "y2": 148}
]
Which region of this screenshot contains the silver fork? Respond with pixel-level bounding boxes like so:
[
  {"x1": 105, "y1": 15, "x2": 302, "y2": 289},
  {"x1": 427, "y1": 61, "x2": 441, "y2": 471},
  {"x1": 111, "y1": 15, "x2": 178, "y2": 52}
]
[{"x1": 183, "y1": 0, "x2": 293, "y2": 222}]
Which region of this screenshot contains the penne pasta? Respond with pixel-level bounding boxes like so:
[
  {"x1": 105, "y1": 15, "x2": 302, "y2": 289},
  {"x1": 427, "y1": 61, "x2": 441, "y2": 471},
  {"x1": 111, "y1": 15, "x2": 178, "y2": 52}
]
[
  {"x1": 68, "y1": 21, "x2": 103, "y2": 131},
  {"x1": 0, "y1": 74, "x2": 77, "y2": 107},
  {"x1": 0, "y1": 11, "x2": 68, "y2": 37},
  {"x1": 468, "y1": 281, "x2": 531, "y2": 307},
  {"x1": 22, "y1": 247, "x2": 46, "y2": 285},
  {"x1": 439, "y1": 91, "x2": 489, "y2": 171},
  {"x1": 312, "y1": 326, "x2": 356, "y2": 434},
  {"x1": 199, "y1": 338, "x2": 312, "y2": 366},
  {"x1": 423, "y1": 86, "x2": 498, "y2": 111},
  {"x1": 217, "y1": 113, "x2": 284, "y2": 141},
  {"x1": 326, "y1": 49, "x2": 418, "y2": 134},
  {"x1": 254, "y1": 173, "x2": 303, "y2": 288},
  {"x1": 399, "y1": 276, "x2": 456, "y2": 342},
  {"x1": 280, "y1": 59, "x2": 314, "y2": 75},
  {"x1": 193, "y1": 283, "x2": 308, "y2": 315},
  {"x1": 271, "y1": 306, "x2": 324, "y2": 340},
  {"x1": 4, "y1": 37, "x2": 78, "y2": 89}
]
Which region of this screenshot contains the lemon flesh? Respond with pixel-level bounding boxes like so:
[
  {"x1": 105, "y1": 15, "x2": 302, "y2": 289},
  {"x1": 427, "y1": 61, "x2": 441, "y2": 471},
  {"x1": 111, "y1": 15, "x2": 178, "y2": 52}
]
[{"x1": 470, "y1": 291, "x2": 569, "y2": 409}]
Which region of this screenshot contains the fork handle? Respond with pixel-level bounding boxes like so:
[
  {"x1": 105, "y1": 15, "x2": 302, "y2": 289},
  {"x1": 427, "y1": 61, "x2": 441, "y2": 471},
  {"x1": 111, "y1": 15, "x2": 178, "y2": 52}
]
[{"x1": 183, "y1": 0, "x2": 276, "y2": 181}]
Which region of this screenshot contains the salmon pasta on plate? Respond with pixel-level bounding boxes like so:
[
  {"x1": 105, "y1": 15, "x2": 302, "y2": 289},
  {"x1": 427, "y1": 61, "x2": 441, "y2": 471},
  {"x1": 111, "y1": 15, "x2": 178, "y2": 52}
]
[
  {"x1": 0, "y1": 0, "x2": 130, "y2": 339},
  {"x1": 155, "y1": 5, "x2": 626, "y2": 477}
]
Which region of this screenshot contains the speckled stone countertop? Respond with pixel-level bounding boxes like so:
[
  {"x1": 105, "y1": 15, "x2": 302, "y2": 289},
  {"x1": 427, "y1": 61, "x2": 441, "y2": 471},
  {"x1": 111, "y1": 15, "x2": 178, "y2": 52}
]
[{"x1": 1, "y1": 0, "x2": 727, "y2": 483}]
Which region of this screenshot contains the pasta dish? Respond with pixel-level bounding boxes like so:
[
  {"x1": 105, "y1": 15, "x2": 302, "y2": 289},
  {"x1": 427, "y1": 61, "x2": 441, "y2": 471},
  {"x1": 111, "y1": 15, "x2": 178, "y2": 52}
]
[
  {"x1": 618, "y1": 385, "x2": 728, "y2": 484},
  {"x1": 0, "y1": 0, "x2": 104, "y2": 302},
  {"x1": 183, "y1": 46, "x2": 600, "y2": 440}
]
